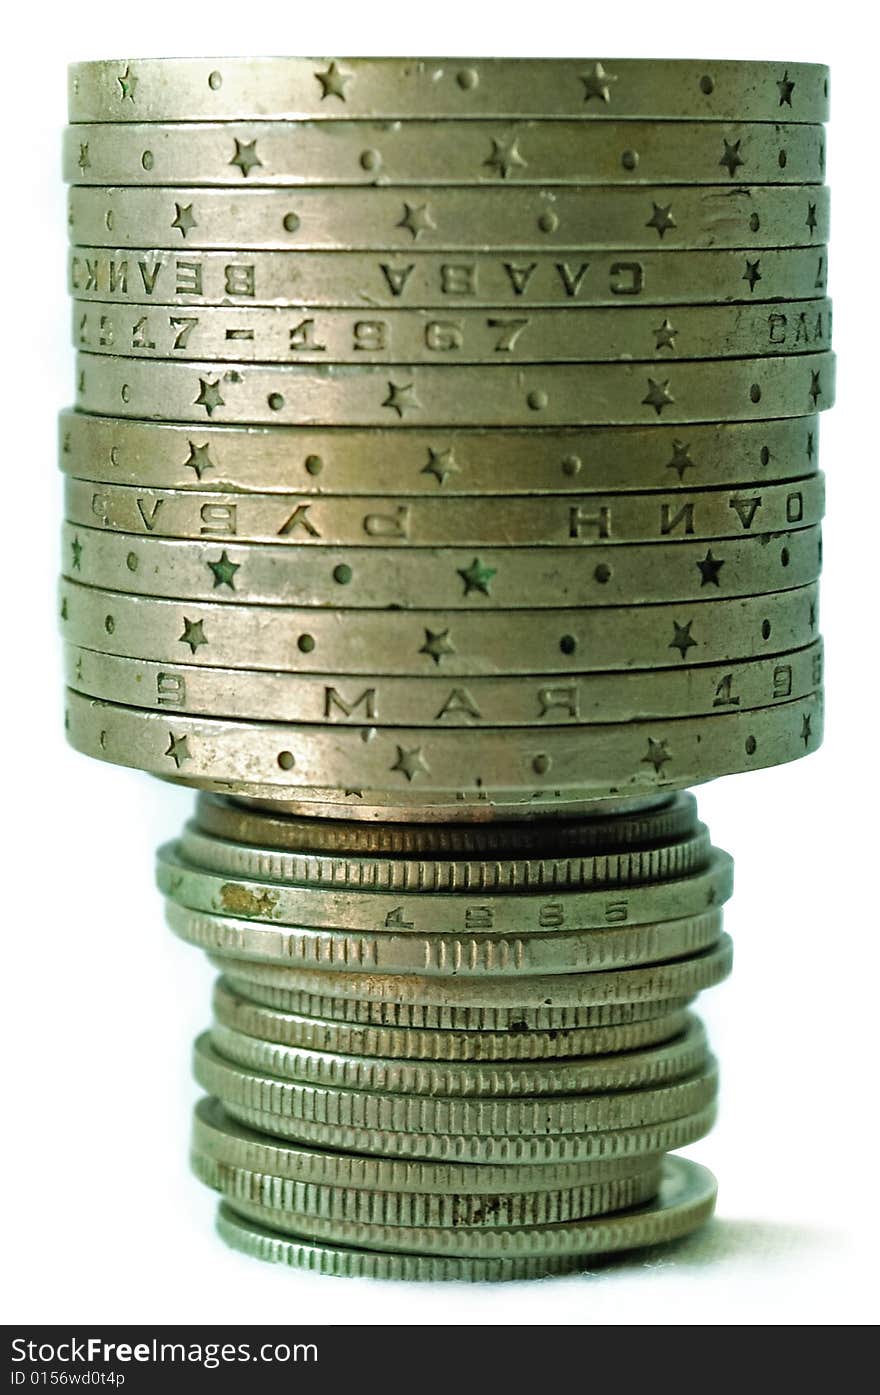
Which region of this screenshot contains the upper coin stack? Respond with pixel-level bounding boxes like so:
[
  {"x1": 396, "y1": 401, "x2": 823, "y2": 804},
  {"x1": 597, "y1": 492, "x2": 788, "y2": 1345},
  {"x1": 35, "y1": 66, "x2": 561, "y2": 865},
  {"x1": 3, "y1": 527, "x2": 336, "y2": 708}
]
[
  {"x1": 62, "y1": 57, "x2": 830, "y2": 817},
  {"x1": 60, "y1": 59, "x2": 831, "y2": 1279}
]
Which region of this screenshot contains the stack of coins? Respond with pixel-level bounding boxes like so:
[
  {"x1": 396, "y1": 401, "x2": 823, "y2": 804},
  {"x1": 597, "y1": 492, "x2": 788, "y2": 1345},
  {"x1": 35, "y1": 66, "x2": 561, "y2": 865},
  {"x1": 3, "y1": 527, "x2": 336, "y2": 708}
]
[{"x1": 60, "y1": 57, "x2": 832, "y2": 1279}]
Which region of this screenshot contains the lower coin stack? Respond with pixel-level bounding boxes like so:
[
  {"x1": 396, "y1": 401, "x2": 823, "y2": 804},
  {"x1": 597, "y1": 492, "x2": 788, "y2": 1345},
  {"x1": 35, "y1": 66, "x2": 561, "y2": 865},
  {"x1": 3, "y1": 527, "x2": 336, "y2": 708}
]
[{"x1": 160, "y1": 790, "x2": 730, "y2": 1279}]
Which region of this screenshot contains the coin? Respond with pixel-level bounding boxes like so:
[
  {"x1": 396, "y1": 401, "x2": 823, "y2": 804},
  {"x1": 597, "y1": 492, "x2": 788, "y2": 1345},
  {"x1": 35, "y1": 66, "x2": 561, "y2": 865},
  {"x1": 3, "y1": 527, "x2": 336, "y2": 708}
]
[
  {"x1": 65, "y1": 475, "x2": 824, "y2": 546},
  {"x1": 191, "y1": 1150, "x2": 662, "y2": 1228},
  {"x1": 72, "y1": 298, "x2": 833, "y2": 364},
  {"x1": 207, "y1": 1015, "x2": 709, "y2": 1095},
  {"x1": 66, "y1": 184, "x2": 830, "y2": 253},
  {"x1": 58, "y1": 48, "x2": 832, "y2": 1280},
  {"x1": 216, "y1": 1164, "x2": 684, "y2": 1254},
  {"x1": 213, "y1": 1154, "x2": 716, "y2": 1276},
  {"x1": 59, "y1": 578, "x2": 820, "y2": 673},
  {"x1": 209, "y1": 1172, "x2": 707, "y2": 1275},
  {"x1": 157, "y1": 844, "x2": 732, "y2": 932},
  {"x1": 74, "y1": 349, "x2": 836, "y2": 426},
  {"x1": 210, "y1": 977, "x2": 694, "y2": 1061},
  {"x1": 165, "y1": 900, "x2": 724, "y2": 978},
  {"x1": 68, "y1": 244, "x2": 829, "y2": 309},
  {"x1": 68, "y1": 58, "x2": 829, "y2": 124},
  {"x1": 214, "y1": 1094, "x2": 717, "y2": 1163},
  {"x1": 65, "y1": 641, "x2": 822, "y2": 728},
  {"x1": 217, "y1": 972, "x2": 695, "y2": 1032},
  {"x1": 63, "y1": 120, "x2": 824, "y2": 188},
  {"x1": 203, "y1": 935, "x2": 733, "y2": 1009},
  {"x1": 63, "y1": 687, "x2": 823, "y2": 808},
  {"x1": 177, "y1": 820, "x2": 714, "y2": 890},
  {"x1": 192, "y1": 1034, "x2": 719, "y2": 1139},
  {"x1": 59, "y1": 525, "x2": 825, "y2": 611},
  {"x1": 58, "y1": 410, "x2": 820, "y2": 494},
  {"x1": 195, "y1": 791, "x2": 699, "y2": 856},
  {"x1": 191, "y1": 1095, "x2": 670, "y2": 1193},
  {"x1": 212, "y1": 1163, "x2": 671, "y2": 1256}
]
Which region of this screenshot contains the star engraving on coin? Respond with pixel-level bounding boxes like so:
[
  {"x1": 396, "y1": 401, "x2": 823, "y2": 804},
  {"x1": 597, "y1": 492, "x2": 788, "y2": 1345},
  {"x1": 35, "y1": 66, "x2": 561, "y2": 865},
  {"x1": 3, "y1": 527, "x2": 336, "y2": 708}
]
[
  {"x1": 396, "y1": 202, "x2": 435, "y2": 240},
  {"x1": 720, "y1": 138, "x2": 745, "y2": 177},
  {"x1": 670, "y1": 620, "x2": 697, "y2": 658},
  {"x1": 77, "y1": 143, "x2": 90, "y2": 173},
  {"x1": 801, "y1": 713, "x2": 812, "y2": 745},
  {"x1": 419, "y1": 628, "x2": 455, "y2": 664},
  {"x1": 315, "y1": 62, "x2": 351, "y2": 101},
  {"x1": 646, "y1": 202, "x2": 676, "y2": 238},
  {"x1": 806, "y1": 202, "x2": 818, "y2": 234},
  {"x1": 580, "y1": 61, "x2": 617, "y2": 103},
  {"x1": 382, "y1": 381, "x2": 420, "y2": 417},
  {"x1": 809, "y1": 370, "x2": 822, "y2": 406},
  {"x1": 171, "y1": 203, "x2": 197, "y2": 239},
  {"x1": 743, "y1": 260, "x2": 762, "y2": 292},
  {"x1": 777, "y1": 71, "x2": 796, "y2": 106},
  {"x1": 642, "y1": 737, "x2": 672, "y2": 774},
  {"x1": 483, "y1": 136, "x2": 527, "y2": 179},
  {"x1": 643, "y1": 379, "x2": 675, "y2": 414},
  {"x1": 194, "y1": 379, "x2": 225, "y2": 416},
  {"x1": 179, "y1": 618, "x2": 208, "y2": 654},
  {"x1": 457, "y1": 558, "x2": 497, "y2": 597},
  {"x1": 183, "y1": 441, "x2": 215, "y2": 478},
  {"x1": 71, "y1": 535, "x2": 83, "y2": 570},
  {"x1": 390, "y1": 745, "x2": 429, "y2": 781},
  {"x1": 666, "y1": 441, "x2": 696, "y2": 479},
  {"x1": 421, "y1": 446, "x2": 460, "y2": 485},
  {"x1": 697, "y1": 550, "x2": 725, "y2": 587},
  {"x1": 117, "y1": 66, "x2": 137, "y2": 102},
  {"x1": 229, "y1": 139, "x2": 262, "y2": 178},
  {"x1": 654, "y1": 319, "x2": 678, "y2": 351},
  {"x1": 164, "y1": 732, "x2": 191, "y2": 768},
  {"x1": 207, "y1": 552, "x2": 240, "y2": 591}
]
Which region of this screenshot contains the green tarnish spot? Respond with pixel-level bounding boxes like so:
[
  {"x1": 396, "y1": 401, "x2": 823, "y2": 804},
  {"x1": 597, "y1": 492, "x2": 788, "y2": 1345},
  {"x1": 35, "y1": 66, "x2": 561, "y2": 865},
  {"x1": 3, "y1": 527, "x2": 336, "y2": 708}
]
[
  {"x1": 457, "y1": 557, "x2": 497, "y2": 597},
  {"x1": 207, "y1": 551, "x2": 240, "y2": 590}
]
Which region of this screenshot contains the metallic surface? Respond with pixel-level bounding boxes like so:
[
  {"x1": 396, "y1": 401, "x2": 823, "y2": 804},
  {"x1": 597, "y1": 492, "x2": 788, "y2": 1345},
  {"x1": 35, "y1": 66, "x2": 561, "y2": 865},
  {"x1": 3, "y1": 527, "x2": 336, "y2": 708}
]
[
  {"x1": 57, "y1": 53, "x2": 833, "y2": 1278},
  {"x1": 177, "y1": 821, "x2": 714, "y2": 889},
  {"x1": 64, "y1": 475, "x2": 825, "y2": 545},
  {"x1": 74, "y1": 348, "x2": 836, "y2": 426},
  {"x1": 59, "y1": 526, "x2": 825, "y2": 609},
  {"x1": 59, "y1": 410, "x2": 821, "y2": 494},
  {"x1": 195, "y1": 791, "x2": 699, "y2": 854},
  {"x1": 64, "y1": 120, "x2": 825, "y2": 188},
  {"x1": 67, "y1": 183, "x2": 830, "y2": 253},
  {"x1": 59, "y1": 577, "x2": 820, "y2": 671},
  {"x1": 64, "y1": 686, "x2": 823, "y2": 810},
  {"x1": 68, "y1": 58, "x2": 829, "y2": 124},
  {"x1": 68, "y1": 244, "x2": 829, "y2": 309},
  {"x1": 211, "y1": 1154, "x2": 717, "y2": 1278},
  {"x1": 71, "y1": 296, "x2": 833, "y2": 364}
]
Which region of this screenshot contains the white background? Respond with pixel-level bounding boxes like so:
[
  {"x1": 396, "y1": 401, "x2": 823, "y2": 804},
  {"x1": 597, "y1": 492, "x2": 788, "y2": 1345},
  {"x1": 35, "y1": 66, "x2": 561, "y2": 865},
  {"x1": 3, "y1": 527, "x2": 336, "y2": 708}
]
[{"x1": 1, "y1": 0, "x2": 877, "y2": 1327}]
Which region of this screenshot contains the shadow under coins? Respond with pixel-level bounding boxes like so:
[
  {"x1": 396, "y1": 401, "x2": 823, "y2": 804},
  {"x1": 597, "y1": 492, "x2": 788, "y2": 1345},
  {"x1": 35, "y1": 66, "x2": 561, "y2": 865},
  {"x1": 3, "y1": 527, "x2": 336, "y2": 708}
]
[{"x1": 591, "y1": 1216, "x2": 836, "y2": 1277}]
